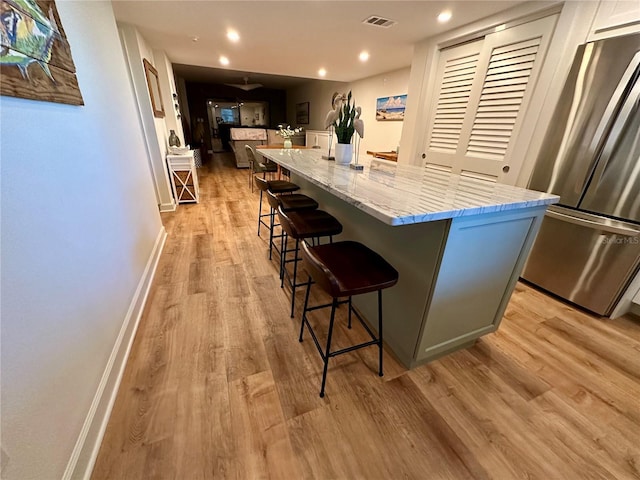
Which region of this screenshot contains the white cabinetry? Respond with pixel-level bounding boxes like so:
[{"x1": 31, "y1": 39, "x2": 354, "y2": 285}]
[
  {"x1": 421, "y1": 15, "x2": 558, "y2": 183},
  {"x1": 590, "y1": 1, "x2": 640, "y2": 40},
  {"x1": 166, "y1": 151, "x2": 199, "y2": 204},
  {"x1": 305, "y1": 129, "x2": 337, "y2": 154}
]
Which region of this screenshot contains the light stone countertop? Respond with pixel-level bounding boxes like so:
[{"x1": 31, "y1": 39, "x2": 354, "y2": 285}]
[{"x1": 257, "y1": 148, "x2": 559, "y2": 226}]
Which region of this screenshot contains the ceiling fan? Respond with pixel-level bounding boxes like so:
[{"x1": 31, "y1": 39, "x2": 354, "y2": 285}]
[{"x1": 224, "y1": 76, "x2": 263, "y2": 91}]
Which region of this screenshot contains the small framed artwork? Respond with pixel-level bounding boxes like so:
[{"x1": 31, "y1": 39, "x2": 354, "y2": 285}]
[
  {"x1": 143, "y1": 58, "x2": 165, "y2": 118},
  {"x1": 376, "y1": 94, "x2": 407, "y2": 121},
  {"x1": 296, "y1": 101, "x2": 309, "y2": 124}
]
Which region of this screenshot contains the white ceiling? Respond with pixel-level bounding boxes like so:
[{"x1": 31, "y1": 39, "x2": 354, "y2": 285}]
[{"x1": 113, "y1": 0, "x2": 525, "y2": 87}]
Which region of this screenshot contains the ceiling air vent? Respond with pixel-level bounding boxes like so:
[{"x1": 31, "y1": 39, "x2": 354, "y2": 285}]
[{"x1": 363, "y1": 15, "x2": 397, "y2": 28}]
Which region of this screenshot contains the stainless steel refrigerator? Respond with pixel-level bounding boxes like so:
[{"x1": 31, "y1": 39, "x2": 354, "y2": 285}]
[{"x1": 522, "y1": 32, "x2": 640, "y2": 316}]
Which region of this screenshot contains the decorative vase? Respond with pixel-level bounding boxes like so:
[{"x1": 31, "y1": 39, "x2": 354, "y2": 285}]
[
  {"x1": 168, "y1": 130, "x2": 181, "y2": 147},
  {"x1": 335, "y1": 143, "x2": 352, "y2": 165},
  {"x1": 283, "y1": 139, "x2": 292, "y2": 149}
]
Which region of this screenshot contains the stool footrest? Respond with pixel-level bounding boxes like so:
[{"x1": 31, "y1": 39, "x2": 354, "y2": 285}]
[
  {"x1": 301, "y1": 299, "x2": 380, "y2": 363},
  {"x1": 329, "y1": 339, "x2": 379, "y2": 358},
  {"x1": 304, "y1": 299, "x2": 348, "y2": 312}
]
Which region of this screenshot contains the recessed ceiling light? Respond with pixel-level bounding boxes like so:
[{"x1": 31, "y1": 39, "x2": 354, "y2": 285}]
[
  {"x1": 191, "y1": 36, "x2": 199, "y2": 42},
  {"x1": 318, "y1": 68, "x2": 326, "y2": 77},
  {"x1": 437, "y1": 11, "x2": 452, "y2": 23},
  {"x1": 227, "y1": 30, "x2": 240, "y2": 42},
  {"x1": 359, "y1": 51, "x2": 370, "y2": 62},
  {"x1": 219, "y1": 56, "x2": 229, "y2": 66}
]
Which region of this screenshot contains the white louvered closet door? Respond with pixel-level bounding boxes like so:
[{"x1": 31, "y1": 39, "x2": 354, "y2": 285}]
[
  {"x1": 424, "y1": 39, "x2": 484, "y2": 172},
  {"x1": 424, "y1": 15, "x2": 557, "y2": 183}
]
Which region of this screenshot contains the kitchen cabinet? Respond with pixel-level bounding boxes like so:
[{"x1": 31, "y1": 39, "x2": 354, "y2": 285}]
[
  {"x1": 305, "y1": 129, "x2": 337, "y2": 153},
  {"x1": 590, "y1": 1, "x2": 640, "y2": 41},
  {"x1": 258, "y1": 147, "x2": 558, "y2": 368},
  {"x1": 421, "y1": 15, "x2": 558, "y2": 183},
  {"x1": 166, "y1": 151, "x2": 199, "y2": 204}
]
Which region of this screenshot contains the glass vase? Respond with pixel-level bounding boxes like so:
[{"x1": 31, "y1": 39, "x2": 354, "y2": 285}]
[{"x1": 283, "y1": 139, "x2": 293, "y2": 149}]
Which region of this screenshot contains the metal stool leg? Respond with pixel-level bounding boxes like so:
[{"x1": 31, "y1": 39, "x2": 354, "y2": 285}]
[
  {"x1": 290, "y1": 238, "x2": 300, "y2": 318},
  {"x1": 280, "y1": 233, "x2": 286, "y2": 280},
  {"x1": 348, "y1": 296, "x2": 352, "y2": 329},
  {"x1": 269, "y1": 207, "x2": 275, "y2": 260},
  {"x1": 257, "y1": 190, "x2": 264, "y2": 236},
  {"x1": 378, "y1": 290, "x2": 384, "y2": 377},
  {"x1": 299, "y1": 276, "x2": 312, "y2": 342},
  {"x1": 320, "y1": 298, "x2": 338, "y2": 398},
  {"x1": 281, "y1": 235, "x2": 287, "y2": 288}
]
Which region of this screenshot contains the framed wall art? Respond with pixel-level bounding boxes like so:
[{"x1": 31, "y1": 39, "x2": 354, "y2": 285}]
[
  {"x1": 295, "y1": 101, "x2": 309, "y2": 124},
  {"x1": 376, "y1": 94, "x2": 407, "y2": 121},
  {"x1": 143, "y1": 58, "x2": 165, "y2": 118},
  {"x1": 0, "y1": 0, "x2": 84, "y2": 105}
]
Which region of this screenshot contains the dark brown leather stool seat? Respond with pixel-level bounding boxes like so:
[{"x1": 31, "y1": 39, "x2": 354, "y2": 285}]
[
  {"x1": 302, "y1": 241, "x2": 399, "y2": 297},
  {"x1": 265, "y1": 179, "x2": 299, "y2": 194},
  {"x1": 264, "y1": 190, "x2": 319, "y2": 262},
  {"x1": 300, "y1": 240, "x2": 398, "y2": 397},
  {"x1": 254, "y1": 176, "x2": 300, "y2": 237},
  {"x1": 277, "y1": 206, "x2": 343, "y2": 318},
  {"x1": 278, "y1": 194, "x2": 319, "y2": 212}
]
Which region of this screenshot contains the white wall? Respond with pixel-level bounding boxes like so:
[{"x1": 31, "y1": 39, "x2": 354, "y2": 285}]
[
  {"x1": 287, "y1": 78, "x2": 348, "y2": 131},
  {"x1": 118, "y1": 23, "x2": 175, "y2": 211},
  {"x1": 348, "y1": 68, "x2": 410, "y2": 154},
  {"x1": 156, "y1": 50, "x2": 185, "y2": 144},
  {"x1": 287, "y1": 68, "x2": 410, "y2": 155},
  {"x1": 0, "y1": 2, "x2": 164, "y2": 479}
]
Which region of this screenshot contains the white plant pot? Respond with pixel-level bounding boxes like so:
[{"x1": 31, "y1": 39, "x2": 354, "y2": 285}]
[{"x1": 335, "y1": 143, "x2": 352, "y2": 165}]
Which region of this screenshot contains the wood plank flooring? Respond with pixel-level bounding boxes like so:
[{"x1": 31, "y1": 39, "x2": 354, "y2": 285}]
[{"x1": 92, "y1": 152, "x2": 640, "y2": 479}]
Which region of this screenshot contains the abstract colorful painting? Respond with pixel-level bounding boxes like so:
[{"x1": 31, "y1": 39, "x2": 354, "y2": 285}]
[
  {"x1": 376, "y1": 94, "x2": 406, "y2": 121},
  {"x1": 0, "y1": 0, "x2": 83, "y2": 105}
]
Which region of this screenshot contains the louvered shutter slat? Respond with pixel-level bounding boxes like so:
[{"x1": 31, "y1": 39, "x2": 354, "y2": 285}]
[
  {"x1": 429, "y1": 52, "x2": 480, "y2": 154},
  {"x1": 489, "y1": 53, "x2": 538, "y2": 70},
  {"x1": 466, "y1": 37, "x2": 541, "y2": 160},
  {"x1": 490, "y1": 45, "x2": 539, "y2": 62}
]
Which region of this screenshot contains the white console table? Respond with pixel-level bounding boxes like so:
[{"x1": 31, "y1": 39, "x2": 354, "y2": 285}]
[{"x1": 166, "y1": 151, "x2": 199, "y2": 204}]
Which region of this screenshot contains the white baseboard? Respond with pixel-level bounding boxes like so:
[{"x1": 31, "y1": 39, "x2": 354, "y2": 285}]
[
  {"x1": 159, "y1": 201, "x2": 176, "y2": 212},
  {"x1": 63, "y1": 227, "x2": 168, "y2": 480}
]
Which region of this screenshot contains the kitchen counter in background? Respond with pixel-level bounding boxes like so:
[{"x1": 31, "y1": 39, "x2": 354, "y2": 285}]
[{"x1": 258, "y1": 148, "x2": 559, "y2": 367}]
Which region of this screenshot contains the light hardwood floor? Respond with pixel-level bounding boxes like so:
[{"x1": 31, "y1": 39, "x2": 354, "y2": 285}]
[{"x1": 92, "y1": 152, "x2": 640, "y2": 479}]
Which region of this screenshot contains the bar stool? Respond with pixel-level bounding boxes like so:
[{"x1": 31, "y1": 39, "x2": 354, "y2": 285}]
[
  {"x1": 254, "y1": 176, "x2": 299, "y2": 237},
  {"x1": 246, "y1": 145, "x2": 277, "y2": 192},
  {"x1": 265, "y1": 189, "x2": 318, "y2": 261},
  {"x1": 277, "y1": 206, "x2": 343, "y2": 318},
  {"x1": 299, "y1": 241, "x2": 398, "y2": 397}
]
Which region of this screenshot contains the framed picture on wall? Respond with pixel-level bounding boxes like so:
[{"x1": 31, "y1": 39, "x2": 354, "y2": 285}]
[
  {"x1": 296, "y1": 102, "x2": 309, "y2": 124},
  {"x1": 143, "y1": 59, "x2": 165, "y2": 118},
  {"x1": 376, "y1": 95, "x2": 407, "y2": 121}
]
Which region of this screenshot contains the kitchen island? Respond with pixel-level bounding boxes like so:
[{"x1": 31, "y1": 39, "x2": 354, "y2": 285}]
[{"x1": 257, "y1": 148, "x2": 559, "y2": 368}]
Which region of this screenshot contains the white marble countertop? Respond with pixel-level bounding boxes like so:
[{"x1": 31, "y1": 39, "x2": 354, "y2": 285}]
[{"x1": 257, "y1": 148, "x2": 559, "y2": 226}]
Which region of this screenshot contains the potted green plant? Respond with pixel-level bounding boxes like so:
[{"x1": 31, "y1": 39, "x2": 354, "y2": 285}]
[{"x1": 332, "y1": 91, "x2": 357, "y2": 164}]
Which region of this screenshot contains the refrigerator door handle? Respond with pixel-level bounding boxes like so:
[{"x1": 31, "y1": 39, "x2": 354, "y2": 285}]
[
  {"x1": 592, "y1": 74, "x2": 640, "y2": 178},
  {"x1": 546, "y1": 209, "x2": 640, "y2": 236},
  {"x1": 578, "y1": 52, "x2": 640, "y2": 193}
]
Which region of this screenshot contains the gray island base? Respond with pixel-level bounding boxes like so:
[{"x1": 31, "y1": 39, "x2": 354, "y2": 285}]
[{"x1": 257, "y1": 148, "x2": 559, "y2": 368}]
